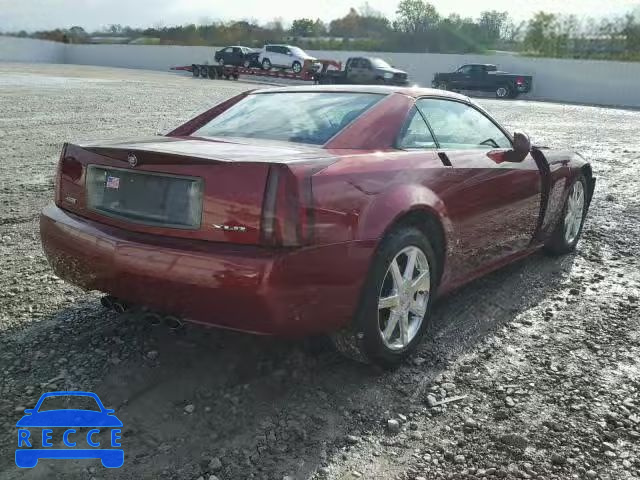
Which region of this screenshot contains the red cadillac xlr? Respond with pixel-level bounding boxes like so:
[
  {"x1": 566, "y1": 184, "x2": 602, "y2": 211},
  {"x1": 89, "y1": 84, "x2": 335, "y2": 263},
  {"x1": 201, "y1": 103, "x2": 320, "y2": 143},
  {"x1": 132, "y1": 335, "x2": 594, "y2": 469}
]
[{"x1": 40, "y1": 85, "x2": 595, "y2": 366}]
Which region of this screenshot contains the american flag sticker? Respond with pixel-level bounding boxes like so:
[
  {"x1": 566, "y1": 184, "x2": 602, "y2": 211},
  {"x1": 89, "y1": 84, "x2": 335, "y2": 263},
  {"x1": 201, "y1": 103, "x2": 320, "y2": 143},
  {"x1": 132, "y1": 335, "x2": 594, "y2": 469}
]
[{"x1": 106, "y1": 176, "x2": 120, "y2": 189}]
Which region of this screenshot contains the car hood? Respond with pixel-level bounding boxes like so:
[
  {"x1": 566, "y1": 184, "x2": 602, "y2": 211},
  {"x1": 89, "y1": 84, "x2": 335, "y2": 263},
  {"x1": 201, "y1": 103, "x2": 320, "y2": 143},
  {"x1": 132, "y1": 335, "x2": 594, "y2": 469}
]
[
  {"x1": 377, "y1": 66, "x2": 406, "y2": 75},
  {"x1": 79, "y1": 136, "x2": 339, "y2": 165},
  {"x1": 16, "y1": 410, "x2": 123, "y2": 427}
]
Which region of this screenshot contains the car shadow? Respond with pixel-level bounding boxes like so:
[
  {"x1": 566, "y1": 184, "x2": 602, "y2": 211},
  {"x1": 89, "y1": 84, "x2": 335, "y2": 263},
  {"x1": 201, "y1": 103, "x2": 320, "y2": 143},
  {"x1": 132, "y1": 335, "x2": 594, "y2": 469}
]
[{"x1": 0, "y1": 250, "x2": 577, "y2": 479}]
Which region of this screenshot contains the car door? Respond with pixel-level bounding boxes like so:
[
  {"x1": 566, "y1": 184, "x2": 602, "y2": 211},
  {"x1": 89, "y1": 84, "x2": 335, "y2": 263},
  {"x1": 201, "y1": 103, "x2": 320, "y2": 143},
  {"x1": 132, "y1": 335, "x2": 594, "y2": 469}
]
[
  {"x1": 359, "y1": 58, "x2": 375, "y2": 83},
  {"x1": 345, "y1": 58, "x2": 362, "y2": 83},
  {"x1": 230, "y1": 47, "x2": 243, "y2": 66},
  {"x1": 415, "y1": 97, "x2": 542, "y2": 279},
  {"x1": 451, "y1": 65, "x2": 472, "y2": 89}
]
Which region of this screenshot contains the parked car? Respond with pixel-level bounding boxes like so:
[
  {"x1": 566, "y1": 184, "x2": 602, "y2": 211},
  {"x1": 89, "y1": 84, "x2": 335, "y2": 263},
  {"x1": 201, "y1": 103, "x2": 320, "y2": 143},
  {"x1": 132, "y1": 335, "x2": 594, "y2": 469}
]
[
  {"x1": 317, "y1": 57, "x2": 409, "y2": 85},
  {"x1": 433, "y1": 64, "x2": 533, "y2": 98},
  {"x1": 214, "y1": 45, "x2": 260, "y2": 68},
  {"x1": 258, "y1": 44, "x2": 316, "y2": 73},
  {"x1": 41, "y1": 85, "x2": 595, "y2": 367}
]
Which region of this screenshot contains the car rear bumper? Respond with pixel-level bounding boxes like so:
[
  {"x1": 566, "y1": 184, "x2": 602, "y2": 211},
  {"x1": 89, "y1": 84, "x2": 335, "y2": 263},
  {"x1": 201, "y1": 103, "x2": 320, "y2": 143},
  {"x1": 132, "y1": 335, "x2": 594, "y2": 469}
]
[{"x1": 40, "y1": 204, "x2": 374, "y2": 336}]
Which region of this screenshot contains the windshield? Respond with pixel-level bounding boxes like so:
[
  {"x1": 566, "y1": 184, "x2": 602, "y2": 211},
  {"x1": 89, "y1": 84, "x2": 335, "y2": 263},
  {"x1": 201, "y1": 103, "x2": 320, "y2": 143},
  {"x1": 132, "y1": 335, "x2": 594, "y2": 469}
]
[
  {"x1": 289, "y1": 46, "x2": 307, "y2": 57},
  {"x1": 193, "y1": 92, "x2": 383, "y2": 145},
  {"x1": 370, "y1": 58, "x2": 392, "y2": 69}
]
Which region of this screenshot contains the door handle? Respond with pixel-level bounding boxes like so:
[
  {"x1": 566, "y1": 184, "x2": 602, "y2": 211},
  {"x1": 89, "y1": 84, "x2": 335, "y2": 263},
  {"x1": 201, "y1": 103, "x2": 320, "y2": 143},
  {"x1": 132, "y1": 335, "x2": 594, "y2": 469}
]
[{"x1": 438, "y1": 152, "x2": 452, "y2": 166}]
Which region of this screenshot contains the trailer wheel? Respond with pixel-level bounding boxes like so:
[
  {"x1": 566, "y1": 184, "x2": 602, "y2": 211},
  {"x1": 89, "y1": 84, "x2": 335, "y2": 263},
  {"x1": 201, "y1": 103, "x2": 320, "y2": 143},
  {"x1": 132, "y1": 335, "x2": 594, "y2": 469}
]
[
  {"x1": 192, "y1": 65, "x2": 200, "y2": 77},
  {"x1": 224, "y1": 74, "x2": 230, "y2": 80},
  {"x1": 208, "y1": 66, "x2": 216, "y2": 79},
  {"x1": 232, "y1": 73, "x2": 239, "y2": 80},
  {"x1": 262, "y1": 58, "x2": 272, "y2": 70},
  {"x1": 200, "y1": 66, "x2": 207, "y2": 78}
]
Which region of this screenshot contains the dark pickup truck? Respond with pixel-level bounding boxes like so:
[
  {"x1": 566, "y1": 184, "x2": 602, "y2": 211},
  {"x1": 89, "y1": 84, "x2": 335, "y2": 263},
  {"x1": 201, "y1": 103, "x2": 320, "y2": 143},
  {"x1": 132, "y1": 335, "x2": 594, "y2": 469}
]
[
  {"x1": 432, "y1": 64, "x2": 532, "y2": 99},
  {"x1": 317, "y1": 57, "x2": 409, "y2": 86}
]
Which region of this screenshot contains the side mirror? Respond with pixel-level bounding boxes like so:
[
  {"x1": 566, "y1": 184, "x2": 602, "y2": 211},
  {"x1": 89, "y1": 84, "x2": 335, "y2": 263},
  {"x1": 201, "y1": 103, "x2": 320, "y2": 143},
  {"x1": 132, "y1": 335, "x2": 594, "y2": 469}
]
[{"x1": 513, "y1": 131, "x2": 531, "y2": 154}]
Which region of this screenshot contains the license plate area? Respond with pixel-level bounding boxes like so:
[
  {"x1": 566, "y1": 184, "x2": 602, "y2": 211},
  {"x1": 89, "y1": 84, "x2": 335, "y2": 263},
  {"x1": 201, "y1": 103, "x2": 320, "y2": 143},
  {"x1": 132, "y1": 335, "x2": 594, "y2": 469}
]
[{"x1": 86, "y1": 165, "x2": 203, "y2": 229}]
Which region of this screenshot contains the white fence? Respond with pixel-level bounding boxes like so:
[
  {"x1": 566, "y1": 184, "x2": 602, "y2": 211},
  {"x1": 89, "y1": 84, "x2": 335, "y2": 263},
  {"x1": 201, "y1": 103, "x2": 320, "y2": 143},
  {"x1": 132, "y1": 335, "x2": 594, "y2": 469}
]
[{"x1": 2, "y1": 37, "x2": 639, "y2": 108}]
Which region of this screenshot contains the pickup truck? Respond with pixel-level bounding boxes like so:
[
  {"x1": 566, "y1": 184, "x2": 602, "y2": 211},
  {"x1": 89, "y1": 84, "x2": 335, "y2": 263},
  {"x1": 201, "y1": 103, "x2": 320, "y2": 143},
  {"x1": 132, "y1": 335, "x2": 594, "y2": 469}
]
[
  {"x1": 432, "y1": 64, "x2": 533, "y2": 99},
  {"x1": 317, "y1": 57, "x2": 409, "y2": 86}
]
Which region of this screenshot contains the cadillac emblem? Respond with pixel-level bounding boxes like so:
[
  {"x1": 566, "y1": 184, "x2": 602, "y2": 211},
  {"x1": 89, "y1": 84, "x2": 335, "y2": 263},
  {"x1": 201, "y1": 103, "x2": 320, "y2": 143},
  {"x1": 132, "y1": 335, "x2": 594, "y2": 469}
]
[{"x1": 127, "y1": 152, "x2": 138, "y2": 167}]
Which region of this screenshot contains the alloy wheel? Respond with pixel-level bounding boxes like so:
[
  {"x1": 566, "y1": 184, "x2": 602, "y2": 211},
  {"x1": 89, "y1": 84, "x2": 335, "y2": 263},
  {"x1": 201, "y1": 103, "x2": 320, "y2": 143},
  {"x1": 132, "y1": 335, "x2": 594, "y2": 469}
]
[
  {"x1": 564, "y1": 180, "x2": 585, "y2": 244},
  {"x1": 377, "y1": 246, "x2": 431, "y2": 351},
  {"x1": 496, "y1": 87, "x2": 508, "y2": 98}
]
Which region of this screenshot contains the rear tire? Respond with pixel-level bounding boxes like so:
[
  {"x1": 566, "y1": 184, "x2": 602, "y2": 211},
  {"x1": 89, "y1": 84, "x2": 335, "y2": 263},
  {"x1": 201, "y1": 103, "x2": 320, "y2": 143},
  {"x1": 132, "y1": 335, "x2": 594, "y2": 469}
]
[
  {"x1": 544, "y1": 174, "x2": 588, "y2": 255},
  {"x1": 331, "y1": 227, "x2": 438, "y2": 368},
  {"x1": 200, "y1": 66, "x2": 207, "y2": 78},
  {"x1": 208, "y1": 66, "x2": 217, "y2": 79},
  {"x1": 261, "y1": 58, "x2": 272, "y2": 70},
  {"x1": 495, "y1": 85, "x2": 511, "y2": 99}
]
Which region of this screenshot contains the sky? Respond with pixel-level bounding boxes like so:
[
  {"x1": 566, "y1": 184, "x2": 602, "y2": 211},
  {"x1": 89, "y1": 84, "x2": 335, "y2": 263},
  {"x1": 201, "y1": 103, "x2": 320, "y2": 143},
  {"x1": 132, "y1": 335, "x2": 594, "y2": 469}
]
[{"x1": 1, "y1": 0, "x2": 639, "y2": 32}]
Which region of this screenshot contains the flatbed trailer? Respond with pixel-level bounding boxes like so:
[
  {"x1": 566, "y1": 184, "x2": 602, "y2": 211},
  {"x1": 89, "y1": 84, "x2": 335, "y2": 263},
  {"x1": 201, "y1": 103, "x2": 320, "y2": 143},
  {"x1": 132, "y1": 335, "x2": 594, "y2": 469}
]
[{"x1": 171, "y1": 59, "x2": 343, "y2": 83}]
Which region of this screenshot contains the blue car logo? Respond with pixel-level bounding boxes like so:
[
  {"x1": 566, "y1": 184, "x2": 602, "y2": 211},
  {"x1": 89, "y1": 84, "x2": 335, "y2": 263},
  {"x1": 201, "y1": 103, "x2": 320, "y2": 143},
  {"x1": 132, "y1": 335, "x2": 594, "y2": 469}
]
[{"x1": 15, "y1": 391, "x2": 123, "y2": 468}]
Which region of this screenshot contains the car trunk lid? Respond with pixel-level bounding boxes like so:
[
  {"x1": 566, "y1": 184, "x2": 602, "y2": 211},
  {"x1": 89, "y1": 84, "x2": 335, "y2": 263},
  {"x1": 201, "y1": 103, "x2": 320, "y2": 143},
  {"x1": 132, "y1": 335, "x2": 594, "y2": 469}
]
[{"x1": 56, "y1": 137, "x2": 337, "y2": 246}]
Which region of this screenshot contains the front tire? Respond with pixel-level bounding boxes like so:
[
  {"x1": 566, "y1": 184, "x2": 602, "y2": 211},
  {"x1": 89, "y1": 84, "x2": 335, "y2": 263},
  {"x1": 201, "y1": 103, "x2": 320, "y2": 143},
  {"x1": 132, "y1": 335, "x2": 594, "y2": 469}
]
[
  {"x1": 292, "y1": 61, "x2": 302, "y2": 73},
  {"x1": 544, "y1": 174, "x2": 588, "y2": 255},
  {"x1": 331, "y1": 227, "x2": 437, "y2": 368},
  {"x1": 261, "y1": 58, "x2": 272, "y2": 70}
]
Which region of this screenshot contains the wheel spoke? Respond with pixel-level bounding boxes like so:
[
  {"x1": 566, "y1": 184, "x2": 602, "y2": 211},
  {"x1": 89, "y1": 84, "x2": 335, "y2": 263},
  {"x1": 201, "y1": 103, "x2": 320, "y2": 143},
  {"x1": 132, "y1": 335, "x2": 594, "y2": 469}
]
[
  {"x1": 399, "y1": 313, "x2": 410, "y2": 346},
  {"x1": 390, "y1": 259, "x2": 403, "y2": 288},
  {"x1": 403, "y1": 249, "x2": 417, "y2": 281},
  {"x1": 382, "y1": 310, "x2": 400, "y2": 341},
  {"x1": 378, "y1": 295, "x2": 400, "y2": 310},
  {"x1": 410, "y1": 271, "x2": 430, "y2": 294},
  {"x1": 409, "y1": 301, "x2": 426, "y2": 318}
]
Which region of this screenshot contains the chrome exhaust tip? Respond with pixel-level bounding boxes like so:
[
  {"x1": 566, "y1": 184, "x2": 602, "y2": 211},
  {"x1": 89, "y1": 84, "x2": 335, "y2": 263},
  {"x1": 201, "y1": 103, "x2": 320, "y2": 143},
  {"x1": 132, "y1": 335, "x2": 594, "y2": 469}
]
[
  {"x1": 164, "y1": 315, "x2": 183, "y2": 330},
  {"x1": 100, "y1": 295, "x2": 115, "y2": 309},
  {"x1": 112, "y1": 301, "x2": 128, "y2": 314},
  {"x1": 142, "y1": 312, "x2": 162, "y2": 326}
]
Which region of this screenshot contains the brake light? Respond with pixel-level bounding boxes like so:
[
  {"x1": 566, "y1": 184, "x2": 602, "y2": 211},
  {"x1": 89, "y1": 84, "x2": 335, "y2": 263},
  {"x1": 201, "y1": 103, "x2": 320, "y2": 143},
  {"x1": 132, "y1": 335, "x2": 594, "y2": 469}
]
[
  {"x1": 60, "y1": 156, "x2": 83, "y2": 181},
  {"x1": 54, "y1": 143, "x2": 68, "y2": 205},
  {"x1": 516, "y1": 77, "x2": 525, "y2": 85},
  {"x1": 260, "y1": 165, "x2": 313, "y2": 247}
]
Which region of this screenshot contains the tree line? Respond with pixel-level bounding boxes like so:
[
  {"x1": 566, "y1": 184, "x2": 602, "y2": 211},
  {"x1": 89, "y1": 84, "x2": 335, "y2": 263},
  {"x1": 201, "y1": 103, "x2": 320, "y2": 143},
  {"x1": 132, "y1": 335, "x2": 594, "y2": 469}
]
[{"x1": 5, "y1": 0, "x2": 640, "y2": 60}]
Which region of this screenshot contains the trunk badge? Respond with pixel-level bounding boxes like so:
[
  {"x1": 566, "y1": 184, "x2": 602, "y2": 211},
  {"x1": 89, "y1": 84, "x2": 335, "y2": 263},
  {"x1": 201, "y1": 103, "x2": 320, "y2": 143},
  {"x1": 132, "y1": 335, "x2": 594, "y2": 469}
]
[
  {"x1": 212, "y1": 224, "x2": 247, "y2": 232},
  {"x1": 127, "y1": 153, "x2": 138, "y2": 167}
]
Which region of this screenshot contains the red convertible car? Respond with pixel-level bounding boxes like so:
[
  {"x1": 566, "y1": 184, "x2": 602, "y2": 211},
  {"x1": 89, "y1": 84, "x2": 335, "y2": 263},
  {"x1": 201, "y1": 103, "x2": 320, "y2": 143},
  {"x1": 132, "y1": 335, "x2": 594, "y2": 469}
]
[{"x1": 40, "y1": 85, "x2": 595, "y2": 366}]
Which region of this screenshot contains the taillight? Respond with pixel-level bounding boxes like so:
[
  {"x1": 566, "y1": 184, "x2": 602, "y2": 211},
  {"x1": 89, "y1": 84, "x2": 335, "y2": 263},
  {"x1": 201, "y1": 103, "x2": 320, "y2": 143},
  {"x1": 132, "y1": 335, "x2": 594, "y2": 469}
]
[
  {"x1": 60, "y1": 156, "x2": 83, "y2": 181},
  {"x1": 516, "y1": 77, "x2": 525, "y2": 85},
  {"x1": 260, "y1": 165, "x2": 313, "y2": 247},
  {"x1": 54, "y1": 143, "x2": 68, "y2": 205}
]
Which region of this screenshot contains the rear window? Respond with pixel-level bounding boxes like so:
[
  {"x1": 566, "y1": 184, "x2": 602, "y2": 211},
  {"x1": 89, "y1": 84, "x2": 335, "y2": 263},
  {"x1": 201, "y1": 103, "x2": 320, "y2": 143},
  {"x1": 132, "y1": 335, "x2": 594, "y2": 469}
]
[{"x1": 193, "y1": 92, "x2": 384, "y2": 145}]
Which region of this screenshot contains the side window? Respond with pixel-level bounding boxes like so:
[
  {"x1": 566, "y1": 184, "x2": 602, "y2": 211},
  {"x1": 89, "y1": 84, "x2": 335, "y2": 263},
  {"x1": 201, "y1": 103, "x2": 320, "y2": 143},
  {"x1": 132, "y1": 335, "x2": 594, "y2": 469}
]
[
  {"x1": 266, "y1": 46, "x2": 274, "y2": 53},
  {"x1": 457, "y1": 65, "x2": 472, "y2": 74},
  {"x1": 397, "y1": 107, "x2": 437, "y2": 149},
  {"x1": 232, "y1": 47, "x2": 241, "y2": 54},
  {"x1": 348, "y1": 59, "x2": 360, "y2": 68},
  {"x1": 416, "y1": 99, "x2": 512, "y2": 150},
  {"x1": 361, "y1": 59, "x2": 371, "y2": 69},
  {"x1": 220, "y1": 47, "x2": 229, "y2": 53}
]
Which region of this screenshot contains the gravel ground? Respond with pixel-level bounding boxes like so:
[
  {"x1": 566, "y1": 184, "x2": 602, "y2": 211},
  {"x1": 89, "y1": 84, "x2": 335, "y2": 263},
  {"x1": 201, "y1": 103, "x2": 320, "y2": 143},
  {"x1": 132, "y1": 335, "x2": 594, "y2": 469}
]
[{"x1": 0, "y1": 63, "x2": 639, "y2": 480}]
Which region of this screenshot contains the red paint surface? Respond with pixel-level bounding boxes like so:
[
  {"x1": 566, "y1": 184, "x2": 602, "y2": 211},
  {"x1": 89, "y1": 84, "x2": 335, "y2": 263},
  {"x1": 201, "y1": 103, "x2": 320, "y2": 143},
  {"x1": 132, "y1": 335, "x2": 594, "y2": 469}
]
[{"x1": 41, "y1": 86, "x2": 588, "y2": 336}]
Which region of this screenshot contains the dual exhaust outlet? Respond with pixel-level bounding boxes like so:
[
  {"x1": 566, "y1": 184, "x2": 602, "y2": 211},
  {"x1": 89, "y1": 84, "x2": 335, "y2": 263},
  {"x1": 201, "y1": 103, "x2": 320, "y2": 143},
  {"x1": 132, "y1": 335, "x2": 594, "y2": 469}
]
[{"x1": 100, "y1": 295, "x2": 183, "y2": 330}]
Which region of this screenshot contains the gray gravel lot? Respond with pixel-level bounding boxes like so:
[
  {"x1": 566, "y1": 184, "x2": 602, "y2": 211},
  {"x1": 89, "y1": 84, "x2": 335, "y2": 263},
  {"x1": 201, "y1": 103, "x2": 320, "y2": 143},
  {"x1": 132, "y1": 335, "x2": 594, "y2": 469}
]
[{"x1": 0, "y1": 63, "x2": 639, "y2": 480}]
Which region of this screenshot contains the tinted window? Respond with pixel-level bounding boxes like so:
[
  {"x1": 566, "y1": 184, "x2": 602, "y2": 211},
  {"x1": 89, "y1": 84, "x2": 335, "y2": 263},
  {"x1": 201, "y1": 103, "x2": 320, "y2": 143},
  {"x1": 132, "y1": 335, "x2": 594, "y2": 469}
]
[
  {"x1": 457, "y1": 65, "x2": 472, "y2": 74},
  {"x1": 397, "y1": 107, "x2": 436, "y2": 149},
  {"x1": 349, "y1": 59, "x2": 361, "y2": 68},
  {"x1": 266, "y1": 46, "x2": 274, "y2": 52},
  {"x1": 194, "y1": 92, "x2": 383, "y2": 145},
  {"x1": 220, "y1": 47, "x2": 229, "y2": 53},
  {"x1": 361, "y1": 59, "x2": 372, "y2": 69},
  {"x1": 416, "y1": 99, "x2": 512, "y2": 150},
  {"x1": 232, "y1": 47, "x2": 241, "y2": 53}
]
